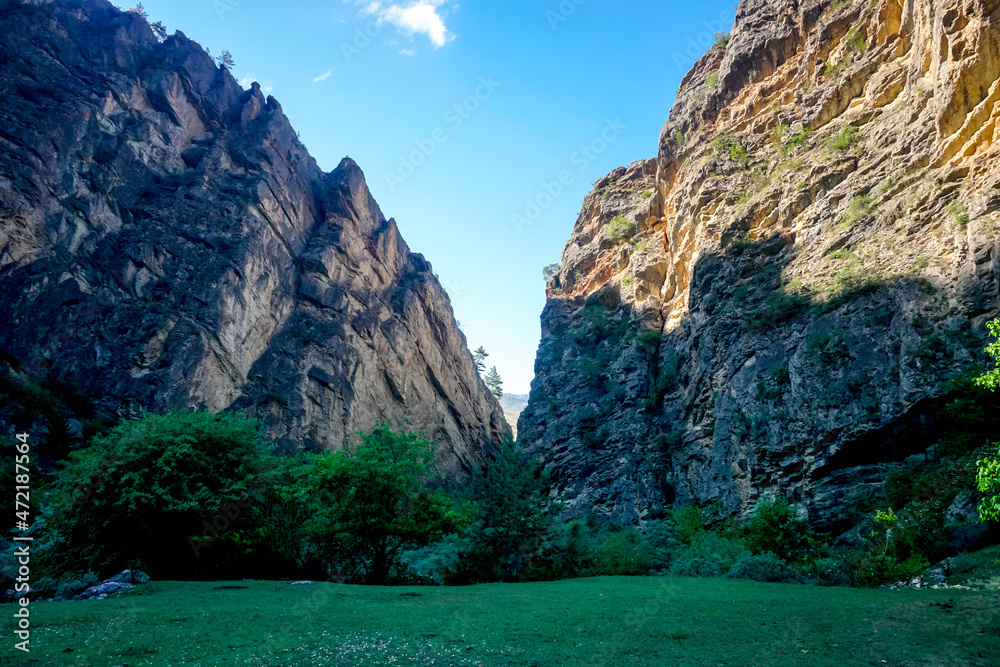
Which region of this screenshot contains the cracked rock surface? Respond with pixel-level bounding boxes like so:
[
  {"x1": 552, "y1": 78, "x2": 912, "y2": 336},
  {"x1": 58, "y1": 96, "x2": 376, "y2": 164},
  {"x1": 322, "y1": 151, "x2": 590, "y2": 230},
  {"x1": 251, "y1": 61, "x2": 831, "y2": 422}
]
[
  {"x1": 0, "y1": 0, "x2": 508, "y2": 478},
  {"x1": 519, "y1": 0, "x2": 1000, "y2": 529}
]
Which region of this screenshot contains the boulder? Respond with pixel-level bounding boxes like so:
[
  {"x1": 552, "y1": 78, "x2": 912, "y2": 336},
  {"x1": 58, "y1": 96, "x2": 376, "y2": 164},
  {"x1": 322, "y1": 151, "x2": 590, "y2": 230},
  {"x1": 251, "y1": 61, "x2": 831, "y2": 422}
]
[
  {"x1": 106, "y1": 569, "x2": 151, "y2": 585},
  {"x1": 74, "y1": 581, "x2": 135, "y2": 600}
]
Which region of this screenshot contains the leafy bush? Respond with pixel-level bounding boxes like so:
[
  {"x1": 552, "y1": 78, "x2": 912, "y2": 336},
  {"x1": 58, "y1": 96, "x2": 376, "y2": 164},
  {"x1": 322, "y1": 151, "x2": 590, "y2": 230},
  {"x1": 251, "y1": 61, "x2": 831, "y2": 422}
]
[
  {"x1": 56, "y1": 572, "x2": 101, "y2": 599},
  {"x1": 46, "y1": 411, "x2": 274, "y2": 579},
  {"x1": 670, "y1": 555, "x2": 727, "y2": 577},
  {"x1": 609, "y1": 215, "x2": 636, "y2": 241},
  {"x1": 592, "y1": 528, "x2": 653, "y2": 575},
  {"x1": 741, "y1": 497, "x2": 811, "y2": 563},
  {"x1": 643, "y1": 519, "x2": 683, "y2": 571},
  {"x1": 808, "y1": 556, "x2": 854, "y2": 587},
  {"x1": 841, "y1": 194, "x2": 876, "y2": 225},
  {"x1": 726, "y1": 552, "x2": 796, "y2": 583},
  {"x1": 401, "y1": 535, "x2": 469, "y2": 585},
  {"x1": 713, "y1": 32, "x2": 731, "y2": 49},
  {"x1": 460, "y1": 438, "x2": 550, "y2": 583},
  {"x1": 635, "y1": 330, "x2": 661, "y2": 354},
  {"x1": 807, "y1": 330, "x2": 850, "y2": 364},
  {"x1": 303, "y1": 425, "x2": 470, "y2": 584},
  {"x1": 854, "y1": 552, "x2": 929, "y2": 588},
  {"x1": 831, "y1": 125, "x2": 861, "y2": 151},
  {"x1": 674, "y1": 505, "x2": 706, "y2": 545}
]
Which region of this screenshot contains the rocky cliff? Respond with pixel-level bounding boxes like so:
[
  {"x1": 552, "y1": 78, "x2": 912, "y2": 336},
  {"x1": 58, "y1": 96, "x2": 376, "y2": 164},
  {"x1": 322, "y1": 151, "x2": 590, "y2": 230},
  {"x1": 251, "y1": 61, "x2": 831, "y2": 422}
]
[
  {"x1": 0, "y1": 0, "x2": 508, "y2": 477},
  {"x1": 519, "y1": 0, "x2": 1000, "y2": 530}
]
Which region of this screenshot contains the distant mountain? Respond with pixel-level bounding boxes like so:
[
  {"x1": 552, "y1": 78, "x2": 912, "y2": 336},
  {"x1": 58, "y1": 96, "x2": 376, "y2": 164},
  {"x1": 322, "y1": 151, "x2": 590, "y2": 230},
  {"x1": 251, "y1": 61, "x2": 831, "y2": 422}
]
[{"x1": 497, "y1": 393, "x2": 529, "y2": 440}]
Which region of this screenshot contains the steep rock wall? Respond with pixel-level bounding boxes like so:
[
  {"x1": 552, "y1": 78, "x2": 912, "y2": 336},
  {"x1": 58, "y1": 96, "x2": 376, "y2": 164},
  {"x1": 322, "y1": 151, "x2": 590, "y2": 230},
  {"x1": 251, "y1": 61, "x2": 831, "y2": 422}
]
[
  {"x1": 0, "y1": 0, "x2": 508, "y2": 477},
  {"x1": 520, "y1": 0, "x2": 1000, "y2": 529}
]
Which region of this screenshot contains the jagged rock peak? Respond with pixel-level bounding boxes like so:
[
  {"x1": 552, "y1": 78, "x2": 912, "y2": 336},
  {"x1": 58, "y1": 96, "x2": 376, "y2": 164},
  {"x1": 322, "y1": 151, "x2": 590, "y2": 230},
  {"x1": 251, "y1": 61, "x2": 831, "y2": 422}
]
[{"x1": 0, "y1": 0, "x2": 509, "y2": 478}]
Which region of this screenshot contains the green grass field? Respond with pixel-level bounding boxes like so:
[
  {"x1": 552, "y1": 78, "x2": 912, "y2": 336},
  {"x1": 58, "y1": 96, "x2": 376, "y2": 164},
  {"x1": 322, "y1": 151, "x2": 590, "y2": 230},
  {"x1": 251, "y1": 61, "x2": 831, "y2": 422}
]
[{"x1": 4, "y1": 576, "x2": 999, "y2": 666}]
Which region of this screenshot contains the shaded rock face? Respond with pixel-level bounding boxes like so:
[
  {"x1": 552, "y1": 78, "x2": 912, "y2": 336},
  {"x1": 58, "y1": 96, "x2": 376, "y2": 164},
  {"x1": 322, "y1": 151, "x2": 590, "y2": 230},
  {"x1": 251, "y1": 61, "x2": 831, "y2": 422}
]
[
  {"x1": 520, "y1": 0, "x2": 1000, "y2": 529},
  {"x1": 0, "y1": 0, "x2": 508, "y2": 477}
]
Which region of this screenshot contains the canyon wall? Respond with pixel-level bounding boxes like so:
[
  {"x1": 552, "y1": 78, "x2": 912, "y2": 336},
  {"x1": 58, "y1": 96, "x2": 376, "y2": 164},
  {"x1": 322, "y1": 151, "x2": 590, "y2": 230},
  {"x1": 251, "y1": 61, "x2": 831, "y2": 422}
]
[
  {"x1": 519, "y1": 0, "x2": 1000, "y2": 529},
  {"x1": 0, "y1": 0, "x2": 508, "y2": 477}
]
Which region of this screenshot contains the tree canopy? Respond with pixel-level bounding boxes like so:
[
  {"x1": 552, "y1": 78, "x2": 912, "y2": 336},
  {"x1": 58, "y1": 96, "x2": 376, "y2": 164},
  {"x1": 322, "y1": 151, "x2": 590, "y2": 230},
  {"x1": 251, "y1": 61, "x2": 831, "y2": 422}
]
[
  {"x1": 46, "y1": 411, "x2": 272, "y2": 578},
  {"x1": 975, "y1": 317, "x2": 1000, "y2": 521},
  {"x1": 302, "y1": 425, "x2": 468, "y2": 584}
]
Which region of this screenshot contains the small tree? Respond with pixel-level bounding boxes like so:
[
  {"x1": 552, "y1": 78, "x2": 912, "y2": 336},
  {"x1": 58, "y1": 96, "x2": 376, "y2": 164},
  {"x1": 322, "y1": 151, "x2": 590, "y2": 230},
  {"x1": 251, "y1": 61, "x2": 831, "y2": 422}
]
[
  {"x1": 462, "y1": 438, "x2": 550, "y2": 582},
  {"x1": 484, "y1": 366, "x2": 503, "y2": 398},
  {"x1": 472, "y1": 346, "x2": 488, "y2": 375},
  {"x1": 303, "y1": 425, "x2": 468, "y2": 584},
  {"x1": 542, "y1": 263, "x2": 560, "y2": 280},
  {"x1": 741, "y1": 496, "x2": 810, "y2": 563},
  {"x1": 133, "y1": 2, "x2": 148, "y2": 19},
  {"x1": 150, "y1": 20, "x2": 167, "y2": 40},
  {"x1": 974, "y1": 318, "x2": 1000, "y2": 520},
  {"x1": 217, "y1": 50, "x2": 236, "y2": 70}
]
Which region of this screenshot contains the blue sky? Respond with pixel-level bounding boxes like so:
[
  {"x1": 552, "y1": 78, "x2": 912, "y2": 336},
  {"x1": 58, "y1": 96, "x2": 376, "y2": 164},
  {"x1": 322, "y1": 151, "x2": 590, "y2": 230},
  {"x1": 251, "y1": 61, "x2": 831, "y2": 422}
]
[{"x1": 137, "y1": 0, "x2": 736, "y2": 394}]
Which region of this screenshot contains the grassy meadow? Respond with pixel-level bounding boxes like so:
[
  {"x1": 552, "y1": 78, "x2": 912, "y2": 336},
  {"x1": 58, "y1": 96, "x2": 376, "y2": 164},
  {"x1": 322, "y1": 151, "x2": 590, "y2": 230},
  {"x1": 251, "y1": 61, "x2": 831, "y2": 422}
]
[{"x1": 3, "y1": 576, "x2": 999, "y2": 666}]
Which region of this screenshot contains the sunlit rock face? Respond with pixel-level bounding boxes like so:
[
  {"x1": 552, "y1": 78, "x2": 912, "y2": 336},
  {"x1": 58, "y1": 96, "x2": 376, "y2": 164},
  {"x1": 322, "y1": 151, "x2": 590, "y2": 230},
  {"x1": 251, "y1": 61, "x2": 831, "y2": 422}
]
[
  {"x1": 0, "y1": 0, "x2": 508, "y2": 478},
  {"x1": 519, "y1": 0, "x2": 1000, "y2": 529}
]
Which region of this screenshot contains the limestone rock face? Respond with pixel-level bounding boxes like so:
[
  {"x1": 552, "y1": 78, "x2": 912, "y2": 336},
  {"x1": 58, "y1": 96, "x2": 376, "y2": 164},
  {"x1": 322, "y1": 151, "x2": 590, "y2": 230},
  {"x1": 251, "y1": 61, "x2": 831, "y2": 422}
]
[
  {"x1": 520, "y1": 0, "x2": 1000, "y2": 529},
  {"x1": 0, "y1": 0, "x2": 508, "y2": 476}
]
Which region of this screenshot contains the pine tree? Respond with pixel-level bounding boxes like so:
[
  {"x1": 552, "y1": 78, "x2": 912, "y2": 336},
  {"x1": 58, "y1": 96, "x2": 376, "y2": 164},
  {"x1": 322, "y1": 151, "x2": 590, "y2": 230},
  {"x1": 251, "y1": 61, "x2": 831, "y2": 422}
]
[
  {"x1": 217, "y1": 50, "x2": 236, "y2": 70},
  {"x1": 150, "y1": 20, "x2": 167, "y2": 40},
  {"x1": 484, "y1": 366, "x2": 503, "y2": 398},
  {"x1": 463, "y1": 438, "x2": 549, "y2": 582},
  {"x1": 472, "y1": 346, "x2": 488, "y2": 375}
]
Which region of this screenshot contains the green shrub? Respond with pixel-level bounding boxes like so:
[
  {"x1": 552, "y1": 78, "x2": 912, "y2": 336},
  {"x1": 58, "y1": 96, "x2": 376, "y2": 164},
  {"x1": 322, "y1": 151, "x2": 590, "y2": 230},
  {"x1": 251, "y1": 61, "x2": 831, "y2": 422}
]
[
  {"x1": 672, "y1": 531, "x2": 747, "y2": 576},
  {"x1": 706, "y1": 72, "x2": 719, "y2": 88},
  {"x1": 714, "y1": 32, "x2": 731, "y2": 49},
  {"x1": 609, "y1": 214, "x2": 636, "y2": 241},
  {"x1": 745, "y1": 291, "x2": 812, "y2": 330},
  {"x1": 401, "y1": 535, "x2": 470, "y2": 586},
  {"x1": 46, "y1": 411, "x2": 274, "y2": 579},
  {"x1": 809, "y1": 556, "x2": 854, "y2": 587},
  {"x1": 635, "y1": 330, "x2": 661, "y2": 354},
  {"x1": 831, "y1": 125, "x2": 861, "y2": 151},
  {"x1": 807, "y1": 330, "x2": 850, "y2": 364},
  {"x1": 657, "y1": 429, "x2": 685, "y2": 455},
  {"x1": 674, "y1": 505, "x2": 706, "y2": 545},
  {"x1": 643, "y1": 519, "x2": 683, "y2": 571},
  {"x1": 741, "y1": 497, "x2": 811, "y2": 563},
  {"x1": 670, "y1": 555, "x2": 727, "y2": 577},
  {"x1": 845, "y1": 24, "x2": 866, "y2": 54},
  {"x1": 854, "y1": 552, "x2": 929, "y2": 588},
  {"x1": 592, "y1": 528, "x2": 653, "y2": 576},
  {"x1": 726, "y1": 552, "x2": 796, "y2": 583},
  {"x1": 56, "y1": 572, "x2": 101, "y2": 599}
]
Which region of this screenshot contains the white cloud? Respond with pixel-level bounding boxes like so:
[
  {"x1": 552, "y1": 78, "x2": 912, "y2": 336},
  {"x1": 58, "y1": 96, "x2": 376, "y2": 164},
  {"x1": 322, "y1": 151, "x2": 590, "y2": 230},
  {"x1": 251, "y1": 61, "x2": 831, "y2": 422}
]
[
  {"x1": 350, "y1": 0, "x2": 456, "y2": 48},
  {"x1": 399, "y1": 48, "x2": 416, "y2": 56},
  {"x1": 313, "y1": 70, "x2": 333, "y2": 82}
]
